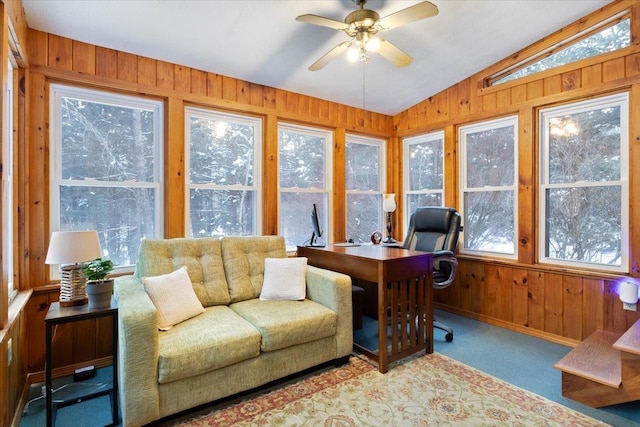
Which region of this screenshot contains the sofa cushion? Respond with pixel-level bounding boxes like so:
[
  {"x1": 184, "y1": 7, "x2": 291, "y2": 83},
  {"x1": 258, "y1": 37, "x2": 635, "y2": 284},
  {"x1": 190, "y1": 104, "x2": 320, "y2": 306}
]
[
  {"x1": 157, "y1": 306, "x2": 261, "y2": 384},
  {"x1": 230, "y1": 299, "x2": 337, "y2": 352},
  {"x1": 221, "y1": 236, "x2": 287, "y2": 303},
  {"x1": 143, "y1": 266, "x2": 205, "y2": 331},
  {"x1": 260, "y1": 257, "x2": 307, "y2": 301},
  {"x1": 136, "y1": 238, "x2": 230, "y2": 307}
]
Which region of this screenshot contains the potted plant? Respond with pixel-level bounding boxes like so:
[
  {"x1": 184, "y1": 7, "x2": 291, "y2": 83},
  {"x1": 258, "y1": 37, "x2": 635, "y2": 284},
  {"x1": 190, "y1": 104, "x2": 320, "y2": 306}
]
[{"x1": 82, "y1": 258, "x2": 115, "y2": 309}]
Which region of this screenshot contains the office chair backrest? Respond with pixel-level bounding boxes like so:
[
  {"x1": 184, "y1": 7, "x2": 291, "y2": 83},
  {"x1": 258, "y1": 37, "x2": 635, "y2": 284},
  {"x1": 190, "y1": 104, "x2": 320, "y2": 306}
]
[{"x1": 403, "y1": 207, "x2": 462, "y2": 254}]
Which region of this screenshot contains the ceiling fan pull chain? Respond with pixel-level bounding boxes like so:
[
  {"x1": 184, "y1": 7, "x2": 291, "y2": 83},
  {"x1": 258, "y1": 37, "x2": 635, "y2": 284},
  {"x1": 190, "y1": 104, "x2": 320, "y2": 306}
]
[{"x1": 362, "y1": 63, "x2": 366, "y2": 110}]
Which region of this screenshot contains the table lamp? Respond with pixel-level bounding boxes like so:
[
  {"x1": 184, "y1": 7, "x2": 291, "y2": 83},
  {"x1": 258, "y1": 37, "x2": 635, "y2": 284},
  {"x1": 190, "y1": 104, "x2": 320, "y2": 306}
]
[
  {"x1": 383, "y1": 193, "x2": 397, "y2": 243},
  {"x1": 45, "y1": 230, "x2": 102, "y2": 306}
]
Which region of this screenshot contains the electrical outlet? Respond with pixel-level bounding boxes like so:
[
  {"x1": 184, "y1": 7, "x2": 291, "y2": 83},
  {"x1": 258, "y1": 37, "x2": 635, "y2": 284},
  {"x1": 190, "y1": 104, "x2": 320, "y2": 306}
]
[
  {"x1": 623, "y1": 302, "x2": 638, "y2": 311},
  {"x1": 6, "y1": 338, "x2": 12, "y2": 366}
]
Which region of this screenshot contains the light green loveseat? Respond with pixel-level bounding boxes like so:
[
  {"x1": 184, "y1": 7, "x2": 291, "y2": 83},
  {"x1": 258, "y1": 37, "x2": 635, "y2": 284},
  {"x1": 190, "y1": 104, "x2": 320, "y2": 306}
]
[{"x1": 114, "y1": 236, "x2": 353, "y2": 426}]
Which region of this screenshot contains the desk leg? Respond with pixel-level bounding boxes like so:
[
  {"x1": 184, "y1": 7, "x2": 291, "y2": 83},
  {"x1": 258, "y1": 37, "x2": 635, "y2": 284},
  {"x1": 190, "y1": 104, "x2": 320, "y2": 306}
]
[
  {"x1": 45, "y1": 323, "x2": 53, "y2": 427},
  {"x1": 377, "y1": 279, "x2": 388, "y2": 373}
]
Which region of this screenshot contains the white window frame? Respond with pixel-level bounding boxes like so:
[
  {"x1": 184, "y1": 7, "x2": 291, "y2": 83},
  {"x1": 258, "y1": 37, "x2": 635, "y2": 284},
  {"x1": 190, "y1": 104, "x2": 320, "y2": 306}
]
[
  {"x1": 278, "y1": 123, "x2": 333, "y2": 250},
  {"x1": 402, "y1": 130, "x2": 445, "y2": 230},
  {"x1": 539, "y1": 93, "x2": 629, "y2": 273},
  {"x1": 345, "y1": 134, "x2": 386, "y2": 242},
  {"x1": 489, "y1": 12, "x2": 630, "y2": 87},
  {"x1": 3, "y1": 59, "x2": 15, "y2": 299},
  {"x1": 459, "y1": 116, "x2": 518, "y2": 259},
  {"x1": 184, "y1": 107, "x2": 262, "y2": 237},
  {"x1": 50, "y1": 84, "x2": 164, "y2": 274}
]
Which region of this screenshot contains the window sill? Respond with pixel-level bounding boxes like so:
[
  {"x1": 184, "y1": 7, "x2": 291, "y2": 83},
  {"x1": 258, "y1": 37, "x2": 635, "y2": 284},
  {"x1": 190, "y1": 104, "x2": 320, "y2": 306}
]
[{"x1": 0, "y1": 289, "x2": 32, "y2": 344}]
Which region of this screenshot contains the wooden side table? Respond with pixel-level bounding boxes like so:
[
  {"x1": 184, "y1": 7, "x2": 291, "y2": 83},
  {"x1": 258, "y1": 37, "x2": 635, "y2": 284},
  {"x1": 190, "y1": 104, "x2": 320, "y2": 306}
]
[{"x1": 45, "y1": 300, "x2": 119, "y2": 427}]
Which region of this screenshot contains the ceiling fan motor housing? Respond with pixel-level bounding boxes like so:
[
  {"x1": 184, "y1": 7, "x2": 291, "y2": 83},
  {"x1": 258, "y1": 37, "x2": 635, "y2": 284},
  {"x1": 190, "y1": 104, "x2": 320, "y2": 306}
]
[{"x1": 345, "y1": 9, "x2": 380, "y2": 28}]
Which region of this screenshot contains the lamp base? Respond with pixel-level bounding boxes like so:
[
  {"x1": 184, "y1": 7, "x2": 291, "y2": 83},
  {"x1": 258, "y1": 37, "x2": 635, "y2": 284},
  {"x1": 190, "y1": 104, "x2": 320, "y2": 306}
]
[
  {"x1": 59, "y1": 264, "x2": 88, "y2": 306},
  {"x1": 60, "y1": 298, "x2": 89, "y2": 307},
  {"x1": 382, "y1": 237, "x2": 397, "y2": 244}
]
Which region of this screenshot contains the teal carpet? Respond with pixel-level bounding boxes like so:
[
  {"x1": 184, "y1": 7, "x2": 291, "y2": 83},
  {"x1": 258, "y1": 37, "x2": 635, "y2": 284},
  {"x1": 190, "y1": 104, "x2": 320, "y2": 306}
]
[
  {"x1": 355, "y1": 310, "x2": 639, "y2": 427},
  {"x1": 20, "y1": 309, "x2": 640, "y2": 427},
  {"x1": 20, "y1": 367, "x2": 116, "y2": 427}
]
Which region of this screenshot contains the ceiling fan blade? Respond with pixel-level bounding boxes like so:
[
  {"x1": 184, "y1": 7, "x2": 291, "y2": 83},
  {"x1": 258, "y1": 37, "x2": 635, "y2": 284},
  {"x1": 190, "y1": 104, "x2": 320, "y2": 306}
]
[
  {"x1": 375, "y1": 1, "x2": 438, "y2": 31},
  {"x1": 376, "y1": 38, "x2": 413, "y2": 67},
  {"x1": 309, "y1": 41, "x2": 352, "y2": 71},
  {"x1": 296, "y1": 14, "x2": 348, "y2": 31}
]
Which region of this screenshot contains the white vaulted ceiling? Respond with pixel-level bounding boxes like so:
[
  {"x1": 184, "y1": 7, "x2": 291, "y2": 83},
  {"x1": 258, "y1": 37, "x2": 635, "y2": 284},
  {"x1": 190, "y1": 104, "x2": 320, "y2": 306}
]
[{"x1": 22, "y1": 0, "x2": 612, "y2": 115}]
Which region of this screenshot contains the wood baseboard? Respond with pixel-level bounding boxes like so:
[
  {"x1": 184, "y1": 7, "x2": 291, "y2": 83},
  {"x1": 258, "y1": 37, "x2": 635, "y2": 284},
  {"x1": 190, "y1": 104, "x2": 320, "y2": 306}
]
[
  {"x1": 435, "y1": 304, "x2": 581, "y2": 348},
  {"x1": 25, "y1": 356, "x2": 113, "y2": 386}
]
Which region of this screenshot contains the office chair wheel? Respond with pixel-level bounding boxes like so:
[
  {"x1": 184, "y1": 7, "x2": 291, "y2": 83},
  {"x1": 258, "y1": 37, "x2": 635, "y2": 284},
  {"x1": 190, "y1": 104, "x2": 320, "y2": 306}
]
[{"x1": 445, "y1": 332, "x2": 453, "y2": 342}]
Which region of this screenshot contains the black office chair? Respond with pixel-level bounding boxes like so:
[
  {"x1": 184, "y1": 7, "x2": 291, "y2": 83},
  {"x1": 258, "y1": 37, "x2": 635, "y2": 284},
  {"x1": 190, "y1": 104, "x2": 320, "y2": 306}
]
[{"x1": 403, "y1": 206, "x2": 462, "y2": 342}]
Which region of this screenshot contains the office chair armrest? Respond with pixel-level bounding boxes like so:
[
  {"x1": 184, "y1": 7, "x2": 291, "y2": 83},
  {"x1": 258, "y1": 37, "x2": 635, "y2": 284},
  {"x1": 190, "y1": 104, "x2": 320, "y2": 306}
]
[
  {"x1": 431, "y1": 251, "x2": 458, "y2": 289},
  {"x1": 432, "y1": 249, "x2": 454, "y2": 258}
]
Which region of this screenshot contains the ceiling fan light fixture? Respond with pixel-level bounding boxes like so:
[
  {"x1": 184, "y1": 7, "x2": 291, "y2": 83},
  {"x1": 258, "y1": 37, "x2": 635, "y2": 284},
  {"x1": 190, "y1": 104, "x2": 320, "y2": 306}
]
[
  {"x1": 347, "y1": 46, "x2": 360, "y2": 62},
  {"x1": 367, "y1": 37, "x2": 380, "y2": 52}
]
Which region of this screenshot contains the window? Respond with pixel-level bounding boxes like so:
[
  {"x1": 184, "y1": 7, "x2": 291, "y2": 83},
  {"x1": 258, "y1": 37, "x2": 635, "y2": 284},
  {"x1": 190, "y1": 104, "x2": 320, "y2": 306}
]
[
  {"x1": 539, "y1": 93, "x2": 628, "y2": 272},
  {"x1": 490, "y1": 14, "x2": 630, "y2": 86},
  {"x1": 3, "y1": 59, "x2": 15, "y2": 299},
  {"x1": 460, "y1": 117, "x2": 518, "y2": 257},
  {"x1": 278, "y1": 123, "x2": 332, "y2": 250},
  {"x1": 185, "y1": 107, "x2": 262, "y2": 237},
  {"x1": 403, "y1": 131, "x2": 444, "y2": 226},
  {"x1": 346, "y1": 135, "x2": 385, "y2": 243},
  {"x1": 50, "y1": 85, "x2": 163, "y2": 271}
]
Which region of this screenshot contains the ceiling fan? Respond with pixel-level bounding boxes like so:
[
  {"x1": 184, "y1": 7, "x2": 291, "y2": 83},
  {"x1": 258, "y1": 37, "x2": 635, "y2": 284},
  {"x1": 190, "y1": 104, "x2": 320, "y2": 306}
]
[{"x1": 296, "y1": 0, "x2": 439, "y2": 71}]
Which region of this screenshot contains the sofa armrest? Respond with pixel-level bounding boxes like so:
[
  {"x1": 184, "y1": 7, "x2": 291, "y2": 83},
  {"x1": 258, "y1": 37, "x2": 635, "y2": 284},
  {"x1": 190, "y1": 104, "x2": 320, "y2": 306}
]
[
  {"x1": 305, "y1": 265, "x2": 353, "y2": 358},
  {"x1": 114, "y1": 275, "x2": 161, "y2": 426}
]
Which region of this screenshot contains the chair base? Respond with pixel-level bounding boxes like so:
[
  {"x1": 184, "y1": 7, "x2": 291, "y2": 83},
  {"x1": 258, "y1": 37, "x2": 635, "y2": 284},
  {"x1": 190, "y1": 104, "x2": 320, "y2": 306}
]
[{"x1": 434, "y1": 320, "x2": 453, "y2": 342}]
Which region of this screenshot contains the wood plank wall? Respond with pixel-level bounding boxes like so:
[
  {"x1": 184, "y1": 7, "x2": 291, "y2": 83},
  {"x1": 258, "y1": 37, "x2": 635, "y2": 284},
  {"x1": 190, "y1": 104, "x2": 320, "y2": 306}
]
[
  {"x1": 394, "y1": 0, "x2": 640, "y2": 343},
  {"x1": 21, "y1": 28, "x2": 394, "y2": 374},
  {"x1": 7, "y1": 0, "x2": 640, "y2": 411},
  {"x1": 1, "y1": 1, "x2": 31, "y2": 425}
]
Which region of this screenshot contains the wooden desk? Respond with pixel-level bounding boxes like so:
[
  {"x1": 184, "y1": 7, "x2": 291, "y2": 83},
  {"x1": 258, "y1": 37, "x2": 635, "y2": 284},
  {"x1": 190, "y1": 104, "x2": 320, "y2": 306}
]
[
  {"x1": 45, "y1": 300, "x2": 119, "y2": 427},
  {"x1": 297, "y1": 244, "x2": 433, "y2": 373}
]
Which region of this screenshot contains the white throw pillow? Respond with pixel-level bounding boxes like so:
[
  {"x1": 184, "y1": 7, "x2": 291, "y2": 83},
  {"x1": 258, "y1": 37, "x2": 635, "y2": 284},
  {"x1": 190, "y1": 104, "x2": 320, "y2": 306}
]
[
  {"x1": 260, "y1": 257, "x2": 307, "y2": 301},
  {"x1": 143, "y1": 266, "x2": 205, "y2": 330}
]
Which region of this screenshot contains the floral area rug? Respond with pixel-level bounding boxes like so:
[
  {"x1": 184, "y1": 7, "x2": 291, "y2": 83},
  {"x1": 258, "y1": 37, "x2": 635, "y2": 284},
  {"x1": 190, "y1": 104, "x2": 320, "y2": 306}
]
[{"x1": 163, "y1": 352, "x2": 608, "y2": 426}]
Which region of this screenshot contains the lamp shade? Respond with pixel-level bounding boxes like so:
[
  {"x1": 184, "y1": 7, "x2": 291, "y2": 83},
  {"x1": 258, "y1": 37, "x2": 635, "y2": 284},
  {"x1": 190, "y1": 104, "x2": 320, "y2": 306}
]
[
  {"x1": 619, "y1": 280, "x2": 639, "y2": 304},
  {"x1": 383, "y1": 193, "x2": 397, "y2": 213},
  {"x1": 45, "y1": 230, "x2": 103, "y2": 265}
]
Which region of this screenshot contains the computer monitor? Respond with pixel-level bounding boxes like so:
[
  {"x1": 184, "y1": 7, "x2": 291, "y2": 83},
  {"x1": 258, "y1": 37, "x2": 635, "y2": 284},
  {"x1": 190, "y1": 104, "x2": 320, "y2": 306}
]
[{"x1": 308, "y1": 203, "x2": 325, "y2": 247}]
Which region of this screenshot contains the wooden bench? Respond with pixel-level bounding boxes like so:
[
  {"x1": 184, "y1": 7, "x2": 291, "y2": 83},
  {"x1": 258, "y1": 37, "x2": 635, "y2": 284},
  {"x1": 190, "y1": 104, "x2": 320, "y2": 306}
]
[{"x1": 554, "y1": 319, "x2": 640, "y2": 407}]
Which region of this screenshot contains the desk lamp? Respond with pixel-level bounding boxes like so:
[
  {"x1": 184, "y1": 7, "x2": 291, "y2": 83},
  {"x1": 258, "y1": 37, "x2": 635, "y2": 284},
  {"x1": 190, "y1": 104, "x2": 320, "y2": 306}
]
[
  {"x1": 45, "y1": 230, "x2": 102, "y2": 306},
  {"x1": 383, "y1": 193, "x2": 397, "y2": 243}
]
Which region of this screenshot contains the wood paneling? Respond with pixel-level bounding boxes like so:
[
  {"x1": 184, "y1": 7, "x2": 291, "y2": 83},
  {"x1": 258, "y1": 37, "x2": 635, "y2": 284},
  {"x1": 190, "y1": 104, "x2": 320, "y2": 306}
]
[
  {"x1": 72, "y1": 41, "x2": 95, "y2": 75},
  {"x1": 630, "y1": 82, "x2": 640, "y2": 276},
  {"x1": 445, "y1": 262, "x2": 640, "y2": 343},
  {"x1": 333, "y1": 128, "x2": 346, "y2": 243},
  {"x1": 1, "y1": 293, "x2": 29, "y2": 427},
  {"x1": 10, "y1": 1, "x2": 640, "y2": 412},
  {"x1": 397, "y1": 1, "x2": 640, "y2": 343},
  {"x1": 165, "y1": 97, "x2": 185, "y2": 238},
  {"x1": 21, "y1": 28, "x2": 393, "y2": 375}
]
